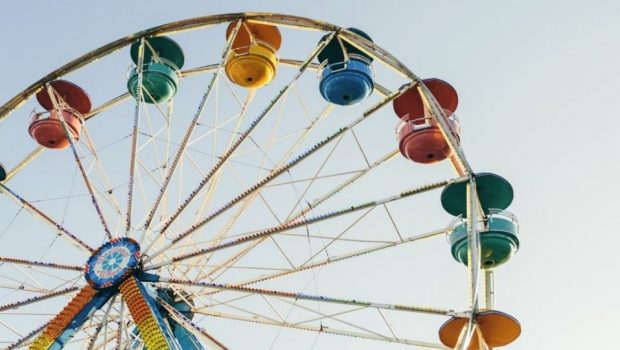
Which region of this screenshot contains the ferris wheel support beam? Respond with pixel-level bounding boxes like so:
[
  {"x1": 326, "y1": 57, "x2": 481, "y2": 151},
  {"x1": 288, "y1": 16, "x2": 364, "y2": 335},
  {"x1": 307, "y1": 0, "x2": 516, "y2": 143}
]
[
  {"x1": 483, "y1": 270, "x2": 495, "y2": 309},
  {"x1": 191, "y1": 103, "x2": 336, "y2": 279},
  {"x1": 42, "y1": 83, "x2": 115, "y2": 243},
  {"x1": 158, "y1": 298, "x2": 228, "y2": 350},
  {"x1": 86, "y1": 294, "x2": 117, "y2": 350},
  {"x1": 0, "y1": 184, "x2": 94, "y2": 253},
  {"x1": 215, "y1": 228, "x2": 446, "y2": 291},
  {"x1": 197, "y1": 309, "x2": 448, "y2": 349},
  {"x1": 148, "y1": 31, "x2": 337, "y2": 250},
  {"x1": 455, "y1": 178, "x2": 484, "y2": 350},
  {"x1": 143, "y1": 33, "x2": 338, "y2": 260},
  {"x1": 145, "y1": 83, "x2": 413, "y2": 264},
  {"x1": 0, "y1": 286, "x2": 79, "y2": 313},
  {"x1": 200, "y1": 149, "x2": 400, "y2": 279},
  {"x1": 125, "y1": 38, "x2": 146, "y2": 236},
  {"x1": 5, "y1": 322, "x2": 48, "y2": 349},
  {"x1": 148, "y1": 275, "x2": 458, "y2": 317},
  {"x1": 30, "y1": 287, "x2": 114, "y2": 350},
  {"x1": 147, "y1": 178, "x2": 455, "y2": 269},
  {"x1": 142, "y1": 20, "x2": 243, "y2": 232},
  {"x1": 0, "y1": 256, "x2": 83, "y2": 272}
]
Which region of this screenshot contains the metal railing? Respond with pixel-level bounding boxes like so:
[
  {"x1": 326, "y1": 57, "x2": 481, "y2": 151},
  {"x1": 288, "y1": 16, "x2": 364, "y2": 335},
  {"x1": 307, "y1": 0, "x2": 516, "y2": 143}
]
[
  {"x1": 396, "y1": 109, "x2": 460, "y2": 135},
  {"x1": 29, "y1": 104, "x2": 84, "y2": 125},
  {"x1": 127, "y1": 56, "x2": 182, "y2": 79},
  {"x1": 445, "y1": 209, "x2": 519, "y2": 243},
  {"x1": 317, "y1": 53, "x2": 375, "y2": 78},
  {"x1": 226, "y1": 39, "x2": 280, "y2": 63}
]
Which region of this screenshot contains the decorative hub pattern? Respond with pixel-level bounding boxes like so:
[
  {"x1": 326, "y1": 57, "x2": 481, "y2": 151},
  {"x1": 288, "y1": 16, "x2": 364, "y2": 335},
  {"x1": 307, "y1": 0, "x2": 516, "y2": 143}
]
[{"x1": 85, "y1": 237, "x2": 140, "y2": 289}]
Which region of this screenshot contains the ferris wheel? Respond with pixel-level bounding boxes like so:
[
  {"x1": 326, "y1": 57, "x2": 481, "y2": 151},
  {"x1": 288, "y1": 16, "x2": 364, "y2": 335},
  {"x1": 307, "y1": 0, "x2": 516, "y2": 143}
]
[{"x1": 0, "y1": 13, "x2": 521, "y2": 350}]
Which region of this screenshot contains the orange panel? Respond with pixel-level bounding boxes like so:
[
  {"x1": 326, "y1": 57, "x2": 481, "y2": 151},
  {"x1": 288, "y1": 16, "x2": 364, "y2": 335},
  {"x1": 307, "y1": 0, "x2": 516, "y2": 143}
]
[
  {"x1": 438, "y1": 310, "x2": 520, "y2": 349},
  {"x1": 30, "y1": 286, "x2": 97, "y2": 350},
  {"x1": 226, "y1": 21, "x2": 282, "y2": 51}
]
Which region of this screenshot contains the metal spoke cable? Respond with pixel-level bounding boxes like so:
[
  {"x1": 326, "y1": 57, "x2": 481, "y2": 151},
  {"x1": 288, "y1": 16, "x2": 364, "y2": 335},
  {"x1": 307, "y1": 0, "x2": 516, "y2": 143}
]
[
  {"x1": 125, "y1": 38, "x2": 146, "y2": 235},
  {"x1": 80, "y1": 126, "x2": 123, "y2": 216},
  {"x1": 193, "y1": 103, "x2": 335, "y2": 279},
  {"x1": 157, "y1": 277, "x2": 456, "y2": 316},
  {"x1": 148, "y1": 179, "x2": 453, "y2": 268},
  {"x1": 0, "y1": 183, "x2": 93, "y2": 253},
  {"x1": 0, "y1": 257, "x2": 82, "y2": 272},
  {"x1": 143, "y1": 21, "x2": 243, "y2": 231},
  {"x1": 188, "y1": 90, "x2": 296, "y2": 277},
  {"x1": 179, "y1": 149, "x2": 399, "y2": 280},
  {"x1": 196, "y1": 309, "x2": 447, "y2": 349},
  {"x1": 46, "y1": 85, "x2": 113, "y2": 242},
  {"x1": 144, "y1": 32, "x2": 338, "y2": 258},
  {"x1": 87, "y1": 294, "x2": 117, "y2": 350},
  {"x1": 158, "y1": 297, "x2": 230, "y2": 350},
  {"x1": 5, "y1": 322, "x2": 48, "y2": 350},
  {"x1": 0, "y1": 286, "x2": 79, "y2": 312},
  {"x1": 145, "y1": 83, "x2": 408, "y2": 264}
]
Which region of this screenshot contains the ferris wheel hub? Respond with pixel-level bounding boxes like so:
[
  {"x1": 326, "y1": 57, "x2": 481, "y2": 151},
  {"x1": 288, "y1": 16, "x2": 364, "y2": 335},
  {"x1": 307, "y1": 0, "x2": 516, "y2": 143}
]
[{"x1": 84, "y1": 237, "x2": 141, "y2": 289}]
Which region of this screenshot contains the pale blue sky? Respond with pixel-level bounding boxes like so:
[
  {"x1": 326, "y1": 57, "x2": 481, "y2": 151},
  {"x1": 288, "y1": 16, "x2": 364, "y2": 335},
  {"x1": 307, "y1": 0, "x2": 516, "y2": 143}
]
[{"x1": 0, "y1": 1, "x2": 619, "y2": 349}]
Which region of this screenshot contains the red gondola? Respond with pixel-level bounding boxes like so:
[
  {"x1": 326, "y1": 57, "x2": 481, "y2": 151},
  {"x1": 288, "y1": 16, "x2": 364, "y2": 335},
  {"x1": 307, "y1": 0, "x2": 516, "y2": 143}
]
[
  {"x1": 393, "y1": 79, "x2": 460, "y2": 164},
  {"x1": 28, "y1": 80, "x2": 91, "y2": 149}
]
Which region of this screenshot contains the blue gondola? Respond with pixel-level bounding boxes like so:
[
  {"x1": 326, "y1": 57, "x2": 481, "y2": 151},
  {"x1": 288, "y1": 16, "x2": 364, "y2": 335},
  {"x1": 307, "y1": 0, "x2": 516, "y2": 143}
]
[{"x1": 317, "y1": 28, "x2": 375, "y2": 105}]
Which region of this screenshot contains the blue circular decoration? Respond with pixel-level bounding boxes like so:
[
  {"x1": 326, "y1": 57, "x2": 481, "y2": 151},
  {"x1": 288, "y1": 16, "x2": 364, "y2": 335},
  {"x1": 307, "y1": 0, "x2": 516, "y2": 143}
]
[{"x1": 85, "y1": 238, "x2": 140, "y2": 289}]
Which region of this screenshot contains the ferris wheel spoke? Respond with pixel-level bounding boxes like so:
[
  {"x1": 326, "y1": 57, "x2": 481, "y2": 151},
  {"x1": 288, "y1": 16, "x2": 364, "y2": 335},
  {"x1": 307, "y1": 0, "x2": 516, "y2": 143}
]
[
  {"x1": 87, "y1": 294, "x2": 117, "y2": 350},
  {"x1": 199, "y1": 98, "x2": 309, "y2": 269},
  {"x1": 142, "y1": 21, "x2": 243, "y2": 232},
  {"x1": 142, "y1": 21, "x2": 245, "y2": 235},
  {"x1": 0, "y1": 283, "x2": 50, "y2": 294},
  {"x1": 142, "y1": 89, "x2": 256, "y2": 255},
  {"x1": 0, "y1": 273, "x2": 48, "y2": 294},
  {"x1": 39, "y1": 84, "x2": 115, "y2": 242},
  {"x1": 4, "y1": 147, "x2": 45, "y2": 183},
  {"x1": 79, "y1": 126, "x2": 124, "y2": 218},
  {"x1": 158, "y1": 297, "x2": 230, "y2": 350},
  {"x1": 5, "y1": 322, "x2": 48, "y2": 349},
  {"x1": 204, "y1": 202, "x2": 371, "y2": 284},
  {"x1": 145, "y1": 32, "x2": 337, "y2": 257},
  {"x1": 146, "y1": 84, "x2": 404, "y2": 263},
  {"x1": 152, "y1": 276, "x2": 456, "y2": 317},
  {"x1": 115, "y1": 299, "x2": 125, "y2": 349},
  {"x1": 210, "y1": 228, "x2": 440, "y2": 289},
  {"x1": 274, "y1": 298, "x2": 401, "y2": 342},
  {"x1": 0, "y1": 183, "x2": 93, "y2": 253},
  {"x1": 199, "y1": 148, "x2": 399, "y2": 279},
  {"x1": 125, "y1": 37, "x2": 146, "y2": 236},
  {"x1": 187, "y1": 87, "x2": 409, "y2": 275},
  {"x1": 0, "y1": 286, "x2": 79, "y2": 312},
  {"x1": 196, "y1": 308, "x2": 447, "y2": 348},
  {"x1": 283, "y1": 132, "x2": 347, "y2": 222},
  {"x1": 188, "y1": 102, "x2": 336, "y2": 278},
  {"x1": 0, "y1": 256, "x2": 83, "y2": 272},
  {"x1": 147, "y1": 179, "x2": 451, "y2": 269},
  {"x1": 186, "y1": 89, "x2": 257, "y2": 229},
  {"x1": 264, "y1": 169, "x2": 365, "y2": 188}
]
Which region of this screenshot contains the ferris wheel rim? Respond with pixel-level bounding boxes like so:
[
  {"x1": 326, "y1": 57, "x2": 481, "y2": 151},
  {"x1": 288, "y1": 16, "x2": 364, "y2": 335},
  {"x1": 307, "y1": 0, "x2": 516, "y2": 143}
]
[{"x1": 0, "y1": 12, "x2": 421, "y2": 122}]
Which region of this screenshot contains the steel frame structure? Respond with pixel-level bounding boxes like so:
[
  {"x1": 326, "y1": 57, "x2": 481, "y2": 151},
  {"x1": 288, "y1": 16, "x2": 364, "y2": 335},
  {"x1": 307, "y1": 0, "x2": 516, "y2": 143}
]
[{"x1": 0, "y1": 12, "x2": 494, "y2": 350}]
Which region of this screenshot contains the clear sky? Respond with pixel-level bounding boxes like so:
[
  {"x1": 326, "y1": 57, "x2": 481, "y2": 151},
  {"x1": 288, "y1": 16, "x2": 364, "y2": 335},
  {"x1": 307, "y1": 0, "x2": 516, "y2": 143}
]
[{"x1": 0, "y1": 1, "x2": 619, "y2": 349}]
